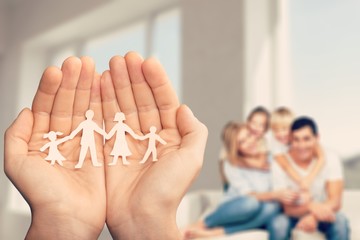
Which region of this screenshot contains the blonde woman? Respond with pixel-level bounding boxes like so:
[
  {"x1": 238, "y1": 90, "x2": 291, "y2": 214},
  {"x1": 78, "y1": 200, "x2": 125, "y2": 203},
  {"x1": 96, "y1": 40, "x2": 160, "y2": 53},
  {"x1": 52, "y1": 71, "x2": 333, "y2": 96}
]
[{"x1": 185, "y1": 123, "x2": 289, "y2": 239}]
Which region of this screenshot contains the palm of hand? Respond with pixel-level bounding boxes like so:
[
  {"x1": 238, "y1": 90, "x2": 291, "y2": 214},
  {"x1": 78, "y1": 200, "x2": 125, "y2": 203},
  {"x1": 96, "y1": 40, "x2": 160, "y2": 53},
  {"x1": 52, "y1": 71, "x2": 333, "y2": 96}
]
[
  {"x1": 5, "y1": 57, "x2": 106, "y2": 234},
  {"x1": 25, "y1": 131, "x2": 105, "y2": 224},
  {"x1": 5, "y1": 53, "x2": 207, "y2": 239},
  {"x1": 104, "y1": 127, "x2": 182, "y2": 221},
  {"x1": 103, "y1": 54, "x2": 207, "y2": 235}
]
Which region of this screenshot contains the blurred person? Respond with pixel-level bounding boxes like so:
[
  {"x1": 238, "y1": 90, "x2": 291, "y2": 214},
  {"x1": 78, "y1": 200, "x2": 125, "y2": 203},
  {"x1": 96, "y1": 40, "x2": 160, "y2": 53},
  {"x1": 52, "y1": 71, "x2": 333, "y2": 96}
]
[
  {"x1": 218, "y1": 121, "x2": 239, "y2": 191},
  {"x1": 270, "y1": 107, "x2": 295, "y2": 155},
  {"x1": 218, "y1": 116, "x2": 270, "y2": 191},
  {"x1": 246, "y1": 106, "x2": 270, "y2": 157},
  {"x1": 270, "y1": 107, "x2": 325, "y2": 191},
  {"x1": 184, "y1": 123, "x2": 294, "y2": 239},
  {"x1": 269, "y1": 117, "x2": 349, "y2": 240},
  {"x1": 247, "y1": 106, "x2": 270, "y2": 140}
]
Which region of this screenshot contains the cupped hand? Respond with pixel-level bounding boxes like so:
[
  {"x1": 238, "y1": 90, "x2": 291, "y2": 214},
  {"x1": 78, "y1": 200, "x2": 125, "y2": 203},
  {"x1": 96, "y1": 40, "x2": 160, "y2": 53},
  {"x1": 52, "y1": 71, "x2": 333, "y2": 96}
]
[
  {"x1": 4, "y1": 57, "x2": 106, "y2": 239},
  {"x1": 101, "y1": 53, "x2": 208, "y2": 240}
]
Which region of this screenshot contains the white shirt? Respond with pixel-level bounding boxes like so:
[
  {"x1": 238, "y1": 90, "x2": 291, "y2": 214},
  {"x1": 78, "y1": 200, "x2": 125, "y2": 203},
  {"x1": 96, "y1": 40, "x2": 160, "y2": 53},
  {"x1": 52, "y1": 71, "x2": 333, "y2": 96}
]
[
  {"x1": 272, "y1": 149, "x2": 343, "y2": 202},
  {"x1": 269, "y1": 135, "x2": 289, "y2": 155},
  {"x1": 223, "y1": 159, "x2": 272, "y2": 202}
]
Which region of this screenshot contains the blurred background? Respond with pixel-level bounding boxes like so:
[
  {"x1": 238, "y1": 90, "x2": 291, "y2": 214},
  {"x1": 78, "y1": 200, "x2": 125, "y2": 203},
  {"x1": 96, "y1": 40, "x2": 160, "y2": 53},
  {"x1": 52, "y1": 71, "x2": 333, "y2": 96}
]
[{"x1": 0, "y1": 0, "x2": 359, "y2": 238}]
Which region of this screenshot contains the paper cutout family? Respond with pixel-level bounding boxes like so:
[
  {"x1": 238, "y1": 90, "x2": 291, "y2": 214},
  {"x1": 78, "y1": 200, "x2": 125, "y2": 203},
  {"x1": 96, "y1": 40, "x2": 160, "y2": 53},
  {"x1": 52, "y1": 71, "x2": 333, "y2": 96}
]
[{"x1": 40, "y1": 110, "x2": 167, "y2": 168}]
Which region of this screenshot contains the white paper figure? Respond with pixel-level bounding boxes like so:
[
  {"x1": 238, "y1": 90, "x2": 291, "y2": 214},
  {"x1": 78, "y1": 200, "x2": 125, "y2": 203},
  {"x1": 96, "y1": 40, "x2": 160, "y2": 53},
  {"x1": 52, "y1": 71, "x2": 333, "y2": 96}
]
[
  {"x1": 106, "y1": 112, "x2": 141, "y2": 166},
  {"x1": 69, "y1": 109, "x2": 106, "y2": 168},
  {"x1": 139, "y1": 126, "x2": 167, "y2": 164},
  {"x1": 40, "y1": 131, "x2": 70, "y2": 166}
]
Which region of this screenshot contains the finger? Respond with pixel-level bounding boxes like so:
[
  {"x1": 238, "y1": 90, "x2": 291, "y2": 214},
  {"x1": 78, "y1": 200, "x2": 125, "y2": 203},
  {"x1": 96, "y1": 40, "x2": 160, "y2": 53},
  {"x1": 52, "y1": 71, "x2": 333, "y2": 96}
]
[
  {"x1": 109, "y1": 55, "x2": 140, "y2": 132},
  {"x1": 177, "y1": 105, "x2": 208, "y2": 172},
  {"x1": 100, "y1": 70, "x2": 120, "y2": 132},
  {"x1": 142, "y1": 57, "x2": 180, "y2": 129},
  {"x1": 4, "y1": 108, "x2": 33, "y2": 175},
  {"x1": 90, "y1": 73, "x2": 103, "y2": 126},
  {"x1": 31, "y1": 67, "x2": 62, "y2": 135},
  {"x1": 89, "y1": 73, "x2": 105, "y2": 161},
  {"x1": 325, "y1": 212, "x2": 336, "y2": 222},
  {"x1": 72, "y1": 56, "x2": 95, "y2": 130},
  {"x1": 319, "y1": 211, "x2": 327, "y2": 221},
  {"x1": 125, "y1": 52, "x2": 161, "y2": 133},
  {"x1": 50, "y1": 57, "x2": 82, "y2": 135}
]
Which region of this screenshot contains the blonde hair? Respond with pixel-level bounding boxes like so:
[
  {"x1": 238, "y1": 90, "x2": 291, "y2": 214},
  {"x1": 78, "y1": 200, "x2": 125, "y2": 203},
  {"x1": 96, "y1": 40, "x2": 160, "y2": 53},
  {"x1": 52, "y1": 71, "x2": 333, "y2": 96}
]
[
  {"x1": 271, "y1": 107, "x2": 294, "y2": 129},
  {"x1": 219, "y1": 122, "x2": 243, "y2": 186},
  {"x1": 221, "y1": 121, "x2": 248, "y2": 165}
]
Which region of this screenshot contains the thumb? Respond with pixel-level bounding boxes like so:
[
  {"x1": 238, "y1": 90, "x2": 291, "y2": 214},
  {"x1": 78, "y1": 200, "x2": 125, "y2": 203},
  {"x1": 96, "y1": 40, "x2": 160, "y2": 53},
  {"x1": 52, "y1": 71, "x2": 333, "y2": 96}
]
[
  {"x1": 176, "y1": 105, "x2": 208, "y2": 170},
  {"x1": 4, "y1": 108, "x2": 34, "y2": 173}
]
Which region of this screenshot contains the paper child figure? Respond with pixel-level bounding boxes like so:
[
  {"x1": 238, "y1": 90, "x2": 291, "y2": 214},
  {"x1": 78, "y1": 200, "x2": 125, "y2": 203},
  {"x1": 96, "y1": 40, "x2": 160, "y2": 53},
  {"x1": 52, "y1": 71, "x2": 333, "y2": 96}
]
[
  {"x1": 106, "y1": 112, "x2": 141, "y2": 166},
  {"x1": 69, "y1": 109, "x2": 106, "y2": 168},
  {"x1": 40, "y1": 131, "x2": 70, "y2": 166},
  {"x1": 139, "y1": 126, "x2": 167, "y2": 164}
]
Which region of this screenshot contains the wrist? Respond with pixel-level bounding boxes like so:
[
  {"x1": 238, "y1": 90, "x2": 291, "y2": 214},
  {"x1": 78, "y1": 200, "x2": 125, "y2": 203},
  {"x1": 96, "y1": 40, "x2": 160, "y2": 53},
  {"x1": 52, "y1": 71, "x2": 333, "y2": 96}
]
[
  {"x1": 27, "y1": 206, "x2": 103, "y2": 240},
  {"x1": 107, "y1": 207, "x2": 181, "y2": 240},
  {"x1": 273, "y1": 191, "x2": 281, "y2": 201},
  {"x1": 308, "y1": 201, "x2": 320, "y2": 213}
]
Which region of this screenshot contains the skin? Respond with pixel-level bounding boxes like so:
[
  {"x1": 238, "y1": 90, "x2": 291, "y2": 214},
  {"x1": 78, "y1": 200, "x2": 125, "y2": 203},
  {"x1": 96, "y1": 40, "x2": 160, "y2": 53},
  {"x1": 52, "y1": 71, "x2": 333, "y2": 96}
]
[
  {"x1": 5, "y1": 57, "x2": 106, "y2": 239},
  {"x1": 4, "y1": 52, "x2": 208, "y2": 240},
  {"x1": 247, "y1": 113, "x2": 268, "y2": 139},
  {"x1": 272, "y1": 124, "x2": 290, "y2": 145},
  {"x1": 233, "y1": 127, "x2": 268, "y2": 169},
  {"x1": 236, "y1": 127, "x2": 259, "y2": 156}
]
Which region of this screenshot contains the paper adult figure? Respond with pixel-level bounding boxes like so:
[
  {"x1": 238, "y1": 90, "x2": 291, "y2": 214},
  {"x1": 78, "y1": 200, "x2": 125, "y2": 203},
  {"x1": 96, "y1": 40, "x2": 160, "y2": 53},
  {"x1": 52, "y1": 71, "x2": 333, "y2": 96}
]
[
  {"x1": 69, "y1": 109, "x2": 106, "y2": 168},
  {"x1": 106, "y1": 112, "x2": 141, "y2": 166},
  {"x1": 40, "y1": 131, "x2": 70, "y2": 166},
  {"x1": 139, "y1": 126, "x2": 167, "y2": 164}
]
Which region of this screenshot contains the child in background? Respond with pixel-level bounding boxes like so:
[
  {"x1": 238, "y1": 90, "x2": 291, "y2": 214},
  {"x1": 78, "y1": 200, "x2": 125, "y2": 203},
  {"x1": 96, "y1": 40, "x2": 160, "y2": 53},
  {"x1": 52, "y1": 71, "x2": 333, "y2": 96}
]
[
  {"x1": 246, "y1": 106, "x2": 270, "y2": 141},
  {"x1": 270, "y1": 107, "x2": 325, "y2": 191},
  {"x1": 244, "y1": 106, "x2": 270, "y2": 168},
  {"x1": 270, "y1": 107, "x2": 294, "y2": 155}
]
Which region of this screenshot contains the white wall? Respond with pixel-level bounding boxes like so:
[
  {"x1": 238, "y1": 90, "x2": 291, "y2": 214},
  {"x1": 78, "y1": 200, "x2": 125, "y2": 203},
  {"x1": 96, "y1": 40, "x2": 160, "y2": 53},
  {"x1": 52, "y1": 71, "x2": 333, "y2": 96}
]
[
  {"x1": 0, "y1": 0, "x2": 6, "y2": 55},
  {"x1": 182, "y1": 0, "x2": 246, "y2": 190},
  {"x1": 243, "y1": 0, "x2": 293, "y2": 114}
]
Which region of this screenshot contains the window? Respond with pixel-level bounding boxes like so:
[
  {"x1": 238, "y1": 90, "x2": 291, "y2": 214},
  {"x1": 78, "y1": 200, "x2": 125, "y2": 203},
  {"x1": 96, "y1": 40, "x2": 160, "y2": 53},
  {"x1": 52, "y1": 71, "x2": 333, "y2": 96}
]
[
  {"x1": 50, "y1": 7, "x2": 181, "y2": 96},
  {"x1": 289, "y1": 1, "x2": 360, "y2": 188},
  {"x1": 83, "y1": 21, "x2": 147, "y2": 73},
  {"x1": 152, "y1": 8, "x2": 182, "y2": 98}
]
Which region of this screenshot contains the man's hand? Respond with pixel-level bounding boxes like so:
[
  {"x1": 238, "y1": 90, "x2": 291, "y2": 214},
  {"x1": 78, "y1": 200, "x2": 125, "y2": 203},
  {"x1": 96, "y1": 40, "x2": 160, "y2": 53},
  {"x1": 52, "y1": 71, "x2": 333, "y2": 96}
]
[
  {"x1": 309, "y1": 202, "x2": 336, "y2": 222},
  {"x1": 4, "y1": 57, "x2": 106, "y2": 239},
  {"x1": 297, "y1": 190, "x2": 312, "y2": 205},
  {"x1": 277, "y1": 189, "x2": 299, "y2": 205},
  {"x1": 296, "y1": 214, "x2": 318, "y2": 232},
  {"x1": 102, "y1": 53, "x2": 208, "y2": 240}
]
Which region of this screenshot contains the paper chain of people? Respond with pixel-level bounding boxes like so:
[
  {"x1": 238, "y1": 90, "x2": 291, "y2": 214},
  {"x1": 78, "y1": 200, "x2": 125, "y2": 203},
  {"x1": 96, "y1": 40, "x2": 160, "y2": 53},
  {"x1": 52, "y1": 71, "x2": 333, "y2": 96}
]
[{"x1": 40, "y1": 110, "x2": 167, "y2": 168}]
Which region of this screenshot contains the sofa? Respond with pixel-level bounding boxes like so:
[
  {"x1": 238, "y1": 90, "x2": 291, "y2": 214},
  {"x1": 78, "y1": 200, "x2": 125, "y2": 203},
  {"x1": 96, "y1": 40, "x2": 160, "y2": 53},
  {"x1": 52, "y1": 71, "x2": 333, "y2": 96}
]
[{"x1": 177, "y1": 190, "x2": 360, "y2": 240}]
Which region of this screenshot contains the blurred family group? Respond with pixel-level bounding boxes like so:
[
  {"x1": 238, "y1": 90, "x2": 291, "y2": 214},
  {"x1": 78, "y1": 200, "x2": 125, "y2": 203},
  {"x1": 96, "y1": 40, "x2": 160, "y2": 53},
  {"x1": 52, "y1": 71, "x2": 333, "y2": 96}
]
[{"x1": 184, "y1": 107, "x2": 350, "y2": 240}]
